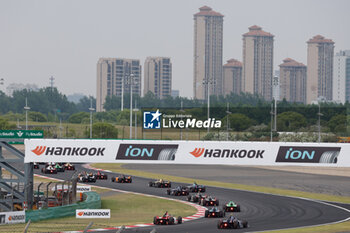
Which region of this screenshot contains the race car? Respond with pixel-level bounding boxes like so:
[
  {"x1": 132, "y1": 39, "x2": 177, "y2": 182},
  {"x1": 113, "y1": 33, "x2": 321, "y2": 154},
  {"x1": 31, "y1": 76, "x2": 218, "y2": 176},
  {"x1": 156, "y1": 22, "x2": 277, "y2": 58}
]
[
  {"x1": 78, "y1": 173, "x2": 96, "y2": 183},
  {"x1": 217, "y1": 216, "x2": 248, "y2": 229},
  {"x1": 149, "y1": 179, "x2": 171, "y2": 188},
  {"x1": 33, "y1": 163, "x2": 39, "y2": 169},
  {"x1": 204, "y1": 207, "x2": 225, "y2": 218},
  {"x1": 200, "y1": 195, "x2": 219, "y2": 206},
  {"x1": 166, "y1": 186, "x2": 189, "y2": 196},
  {"x1": 95, "y1": 171, "x2": 108, "y2": 180},
  {"x1": 64, "y1": 163, "x2": 75, "y2": 171},
  {"x1": 153, "y1": 211, "x2": 182, "y2": 225},
  {"x1": 223, "y1": 201, "x2": 241, "y2": 212},
  {"x1": 54, "y1": 163, "x2": 65, "y2": 172},
  {"x1": 111, "y1": 175, "x2": 132, "y2": 183},
  {"x1": 187, "y1": 182, "x2": 206, "y2": 192},
  {"x1": 41, "y1": 165, "x2": 57, "y2": 174},
  {"x1": 187, "y1": 193, "x2": 204, "y2": 203}
]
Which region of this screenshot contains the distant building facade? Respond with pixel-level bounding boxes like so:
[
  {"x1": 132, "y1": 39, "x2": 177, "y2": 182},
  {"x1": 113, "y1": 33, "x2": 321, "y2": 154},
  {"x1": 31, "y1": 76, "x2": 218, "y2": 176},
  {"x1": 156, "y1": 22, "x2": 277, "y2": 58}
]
[
  {"x1": 333, "y1": 50, "x2": 350, "y2": 104},
  {"x1": 96, "y1": 58, "x2": 141, "y2": 112},
  {"x1": 306, "y1": 35, "x2": 334, "y2": 104},
  {"x1": 144, "y1": 57, "x2": 172, "y2": 99},
  {"x1": 171, "y1": 90, "x2": 179, "y2": 98},
  {"x1": 242, "y1": 25, "x2": 274, "y2": 100},
  {"x1": 222, "y1": 59, "x2": 242, "y2": 95},
  {"x1": 193, "y1": 6, "x2": 224, "y2": 100},
  {"x1": 279, "y1": 58, "x2": 307, "y2": 103}
]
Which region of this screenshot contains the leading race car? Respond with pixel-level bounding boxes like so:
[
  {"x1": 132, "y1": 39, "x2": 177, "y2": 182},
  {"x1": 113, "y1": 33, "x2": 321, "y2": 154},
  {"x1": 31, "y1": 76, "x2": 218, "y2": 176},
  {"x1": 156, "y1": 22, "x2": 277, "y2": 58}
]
[
  {"x1": 78, "y1": 173, "x2": 97, "y2": 183},
  {"x1": 217, "y1": 215, "x2": 248, "y2": 229},
  {"x1": 200, "y1": 195, "x2": 219, "y2": 206},
  {"x1": 153, "y1": 211, "x2": 182, "y2": 225},
  {"x1": 111, "y1": 174, "x2": 132, "y2": 183},
  {"x1": 41, "y1": 165, "x2": 57, "y2": 174},
  {"x1": 223, "y1": 201, "x2": 241, "y2": 212},
  {"x1": 187, "y1": 182, "x2": 206, "y2": 192},
  {"x1": 167, "y1": 186, "x2": 189, "y2": 196},
  {"x1": 204, "y1": 207, "x2": 225, "y2": 218},
  {"x1": 54, "y1": 163, "x2": 65, "y2": 172},
  {"x1": 187, "y1": 193, "x2": 205, "y2": 203},
  {"x1": 64, "y1": 163, "x2": 75, "y2": 171},
  {"x1": 95, "y1": 171, "x2": 108, "y2": 180},
  {"x1": 149, "y1": 179, "x2": 171, "y2": 188}
]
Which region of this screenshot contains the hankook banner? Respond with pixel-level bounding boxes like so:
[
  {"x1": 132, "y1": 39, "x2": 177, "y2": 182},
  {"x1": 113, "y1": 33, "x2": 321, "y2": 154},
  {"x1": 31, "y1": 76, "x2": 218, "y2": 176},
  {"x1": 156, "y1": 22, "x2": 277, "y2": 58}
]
[
  {"x1": 0, "y1": 211, "x2": 25, "y2": 225},
  {"x1": 24, "y1": 139, "x2": 350, "y2": 167}
]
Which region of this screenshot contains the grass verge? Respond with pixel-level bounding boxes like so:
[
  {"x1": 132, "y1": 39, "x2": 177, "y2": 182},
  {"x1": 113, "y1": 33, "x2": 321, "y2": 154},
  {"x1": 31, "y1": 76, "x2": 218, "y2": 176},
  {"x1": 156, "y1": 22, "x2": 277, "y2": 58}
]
[
  {"x1": 92, "y1": 163, "x2": 350, "y2": 233},
  {"x1": 1, "y1": 193, "x2": 196, "y2": 233}
]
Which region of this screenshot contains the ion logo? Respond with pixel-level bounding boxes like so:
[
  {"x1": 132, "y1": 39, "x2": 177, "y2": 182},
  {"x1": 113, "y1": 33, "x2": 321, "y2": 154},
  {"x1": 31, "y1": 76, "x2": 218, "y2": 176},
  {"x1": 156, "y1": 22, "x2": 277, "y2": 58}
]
[
  {"x1": 143, "y1": 110, "x2": 162, "y2": 129},
  {"x1": 31, "y1": 146, "x2": 46, "y2": 155},
  {"x1": 190, "y1": 148, "x2": 205, "y2": 157},
  {"x1": 116, "y1": 144, "x2": 178, "y2": 160},
  {"x1": 276, "y1": 146, "x2": 341, "y2": 163}
]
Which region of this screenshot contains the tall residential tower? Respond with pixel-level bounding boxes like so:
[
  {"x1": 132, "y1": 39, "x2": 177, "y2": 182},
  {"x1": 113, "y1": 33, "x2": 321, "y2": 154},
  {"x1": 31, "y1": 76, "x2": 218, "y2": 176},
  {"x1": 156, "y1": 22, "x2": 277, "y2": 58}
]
[
  {"x1": 279, "y1": 58, "x2": 307, "y2": 103},
  {"x1": 307, "y1": 35, "x2": 334, "y2": 104},
  {"x1": 193, "y1": 6, "x2": 224, "y2": 100},
  {"x1": 333, "y1": 50, "x2": 350, "y2": 104},
  {"x1": 144, "y1": 57, "x2": 172, "y2": 99},
  {"x1": 223, "y1": 59, "x2": 242, "y2": 95},
  {"x1": 96, "y1": 58, "x2": 141, "y2": 112},
  {"x1": 242, "y1": 25, "x2": 274, "y2": 100}
]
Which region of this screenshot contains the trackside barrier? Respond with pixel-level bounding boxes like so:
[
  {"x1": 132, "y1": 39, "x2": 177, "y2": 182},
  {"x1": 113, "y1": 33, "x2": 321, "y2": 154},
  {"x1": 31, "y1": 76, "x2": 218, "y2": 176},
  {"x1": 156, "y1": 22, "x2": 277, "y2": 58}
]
[{"x1": 25, "y1": 191, "x2": 101, "y2": 222}]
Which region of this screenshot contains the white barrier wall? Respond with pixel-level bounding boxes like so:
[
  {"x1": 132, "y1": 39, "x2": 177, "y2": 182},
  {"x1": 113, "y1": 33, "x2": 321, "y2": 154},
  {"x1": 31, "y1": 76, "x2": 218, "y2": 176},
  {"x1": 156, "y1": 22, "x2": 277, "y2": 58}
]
[
  {"x1": 24, "y1": 139, "x2": 350, "y2": 167},
  {"x1": 0, "y1": 211, "x2": 25, "y2": 225}
]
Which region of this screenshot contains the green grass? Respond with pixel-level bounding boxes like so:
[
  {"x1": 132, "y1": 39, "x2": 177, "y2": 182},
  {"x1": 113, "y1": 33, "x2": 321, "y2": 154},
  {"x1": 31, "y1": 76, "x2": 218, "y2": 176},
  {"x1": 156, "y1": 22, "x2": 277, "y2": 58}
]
[
  {"x1": 92, "y1": 163, "x2": 350, "y2": 233},
  {"x1": 1, "y1": 193, "x2": 196, "y2": 233}
]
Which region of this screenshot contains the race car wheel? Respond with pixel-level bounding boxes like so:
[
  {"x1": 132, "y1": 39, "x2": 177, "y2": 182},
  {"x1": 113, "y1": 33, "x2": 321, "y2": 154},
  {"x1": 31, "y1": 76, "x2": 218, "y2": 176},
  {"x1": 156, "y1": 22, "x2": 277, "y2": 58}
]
[
  {"x1": 111, "y1": 177, "x2": 115, "y2": 182},
  {"x1": 204, "y1": 210, "x2": 209, "y2": 218},
  {"x1": 187, "y1": 195, "x2": 191, "y2": 201},
  {"x1": 157, "y1": 183, "x2": 161, "y2": 188},
  {"x1": 233, "y1": 222, "x2": 238, "y2": 229},
  {"x1": 148, "y1": 182, "x2": 153, "y2": 187},
  {"x1": 217, "y1": 220, "x2": 223, "y2": 229},
  {"x1": 242, "y1": 220, "x2": 248, "y2": 228},
  {"x1": 215, "y1": 200, "x2": 219, "y2": 206},
  {"x1": 168, "y1": 183, "x2": 171, "y2": 188},
  {"x1": 129, "y1": 179, "x2": 132, "y2": 183},
  {"x1": 178, "y1": 216, "x2": 182, "y2": 224},
  {"x1": 169, "y1": 217, "x2": 174, "y2": 225},
  {"x1": 167, "y1": 189, "x2": 170, "y2": 195},
  {"x1": 237, "y1": 205, "x2": 241, "y2": 212},
  {"x1": 153, "y1": 217, "x2": 157, "y2": 224}
]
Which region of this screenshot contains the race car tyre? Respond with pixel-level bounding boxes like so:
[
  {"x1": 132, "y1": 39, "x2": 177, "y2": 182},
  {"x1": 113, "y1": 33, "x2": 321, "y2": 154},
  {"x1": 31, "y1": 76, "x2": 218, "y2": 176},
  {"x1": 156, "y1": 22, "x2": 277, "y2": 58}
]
[
  {"x1": 167, "y1": 189, "x2": 170, "y2": 195},
  {"x1": 204, "y1": 210, "x2": 209, "y2": 218},
  {"x1": 158, "y1": 148, "x2": 177, "y2": 160},
  {"x1": 215, "y1": 200, "x2": 219, "y2": 206},
  {"x1": 157, "y1": 183, "x2": 161, "y2": 188},
  {"x1": 129, "y1": 179, "x2": 132, "y2": 183},
  {"x1": 111, "y1": 177, "x2": 115, "y2": 182},
  {"x1": 217, "y1": 220, "x2": 223, "y2": 229},
  {"x1": 169, "y1": 217, "x2": 174, "y2": 225},
  {"x1": 201, "y1": 200, "x2": 206, "y2": 206},
  {"x1": 148, "y1": 182, "x2": 153, "y2": 187},
  {"x1": 242, "y1": 220, "x2": 248, "y2": 228},
  {"x1": 187, "y1": 195, "x2": 191, "y2": 201},
  {"x1": 168, "y1": 183, "x2": 171, "y2": 188},
  {"x1": 237, "y1": 205, "x2": 241, "y2": 212},
  {"x1": 153, "y1": 217, "x2": 157, "y2": 224},
  {"x1": 178, "y1": 216, "x2": 182, "y2": 224},
  {"x1": 233, "y1": 221, "x2": 238, "y2": 229}
]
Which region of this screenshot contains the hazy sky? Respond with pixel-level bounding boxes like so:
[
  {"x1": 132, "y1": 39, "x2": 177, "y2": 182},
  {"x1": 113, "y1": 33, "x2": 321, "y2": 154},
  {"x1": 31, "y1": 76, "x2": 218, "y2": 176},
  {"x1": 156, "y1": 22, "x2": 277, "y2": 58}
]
[{"x1": 0, "y1": 0, "x2": 349, "y2": 98}]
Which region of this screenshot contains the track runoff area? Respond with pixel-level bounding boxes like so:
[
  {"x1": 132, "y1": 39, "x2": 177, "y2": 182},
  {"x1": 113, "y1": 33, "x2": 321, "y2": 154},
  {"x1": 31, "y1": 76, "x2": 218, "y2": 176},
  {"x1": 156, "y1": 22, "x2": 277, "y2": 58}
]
[{"x1": 26, "y1": 139, "x2": 350, "y2": 232}]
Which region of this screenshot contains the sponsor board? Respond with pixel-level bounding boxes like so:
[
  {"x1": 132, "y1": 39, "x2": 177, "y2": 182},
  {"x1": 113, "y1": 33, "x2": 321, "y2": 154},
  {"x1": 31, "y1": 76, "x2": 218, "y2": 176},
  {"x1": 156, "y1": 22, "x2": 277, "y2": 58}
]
[
  {"x1": 76, "y1": 209, "x2": 110, "y2": 218},
  {"x1": 0, "y1": 211, "x2": 25, "y2": 225},
  {"x1": 24, "y1": 139, "x2": 350, "y2": 167},
  {"x1": 116, "y1": 144, "x2": 178, "y2": 160},
  {"x1": 276, "y1": 146, "x2": 341, "y2": 163},
  {"x1": 77, "y1": 186, "x2": 92, "y2": 193},
  {"x1": 0, "y1": 130, "x2": 43, "y2": 139}
]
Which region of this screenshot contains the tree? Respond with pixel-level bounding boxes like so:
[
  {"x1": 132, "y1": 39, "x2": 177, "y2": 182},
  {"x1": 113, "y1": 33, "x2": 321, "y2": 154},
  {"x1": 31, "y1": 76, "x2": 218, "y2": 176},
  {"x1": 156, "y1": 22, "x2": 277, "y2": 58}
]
[
  {"x1": 327, "y1": 114, "x2": 346, "y2": 133},
  {"x1": 29, "y1": 112, "x2": 48, "y2": 122},
  {"x1": 225, "y1": 113, "x2": 254, "y2": 131},
  {"x1": 277, "y1": 111, "x2": 307, "y2": 131},
  {"x1": 91, "y1": 122, "x2": 118, "y2": 138},
  {"x1": 0, "y1": 117, "x2": 16, "y2": 130},
  {"x1": 68, "y1": 112, "x2": 90, "y2": 123}
]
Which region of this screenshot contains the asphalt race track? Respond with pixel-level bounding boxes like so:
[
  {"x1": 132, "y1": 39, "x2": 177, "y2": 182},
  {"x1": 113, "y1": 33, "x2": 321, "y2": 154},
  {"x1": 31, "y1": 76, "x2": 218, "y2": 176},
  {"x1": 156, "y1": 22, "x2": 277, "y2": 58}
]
[{"x1": 31, "y1": 164, "x2": 350, "y2": 233}]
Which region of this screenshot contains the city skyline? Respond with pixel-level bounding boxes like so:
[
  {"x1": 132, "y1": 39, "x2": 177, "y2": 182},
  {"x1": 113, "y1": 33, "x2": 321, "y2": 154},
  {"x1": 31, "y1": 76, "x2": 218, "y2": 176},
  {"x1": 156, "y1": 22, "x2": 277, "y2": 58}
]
[{"x1": 0, "y1": 0, "x2": 349, "y2": 98}]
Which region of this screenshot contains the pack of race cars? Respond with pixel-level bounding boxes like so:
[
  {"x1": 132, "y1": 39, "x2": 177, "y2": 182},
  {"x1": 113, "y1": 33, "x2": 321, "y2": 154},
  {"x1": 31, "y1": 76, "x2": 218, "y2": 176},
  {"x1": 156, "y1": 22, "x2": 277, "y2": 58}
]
[{"x1": 36, "y1": 163, "x2": 248, "y2": 230}]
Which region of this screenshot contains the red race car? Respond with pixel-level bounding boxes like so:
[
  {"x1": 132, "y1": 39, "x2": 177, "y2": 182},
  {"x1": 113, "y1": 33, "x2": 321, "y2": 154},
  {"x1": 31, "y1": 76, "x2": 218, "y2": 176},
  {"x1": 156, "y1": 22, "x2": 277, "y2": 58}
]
[
  {"x1": 64, "y1": 163, "x2": 75, "y2": 171},
  {"x1": 153, "y1": 212, "x2": 182, "y2": 225},
  {"x1": 95, "y1": 171, "x2": 108, "y2": 180}
]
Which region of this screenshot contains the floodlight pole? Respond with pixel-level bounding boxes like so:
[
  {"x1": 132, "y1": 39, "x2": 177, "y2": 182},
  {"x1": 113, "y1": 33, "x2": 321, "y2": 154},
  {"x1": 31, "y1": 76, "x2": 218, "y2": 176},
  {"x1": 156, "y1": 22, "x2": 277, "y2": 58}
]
[
  {"x1": 24, "y1": 97, "x2": 30, "y2": 130},
  {"x1": 129, "y1": 73, "x2": 135, "y2": 139},
  {"x1": 89, "y1": 98, "x2": 95, "y2": 139}
]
